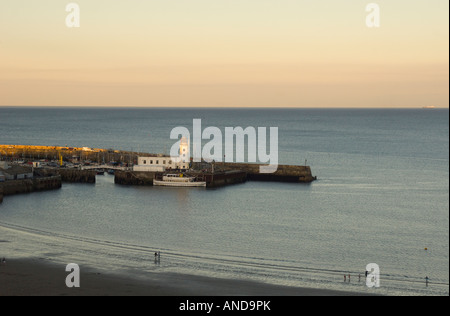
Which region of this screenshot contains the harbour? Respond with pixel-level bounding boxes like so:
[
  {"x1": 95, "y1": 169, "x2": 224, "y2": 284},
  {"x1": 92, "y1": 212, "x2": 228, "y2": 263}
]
[{"x1": 0, "y1": 144, "x2": 316, "y2": 199}]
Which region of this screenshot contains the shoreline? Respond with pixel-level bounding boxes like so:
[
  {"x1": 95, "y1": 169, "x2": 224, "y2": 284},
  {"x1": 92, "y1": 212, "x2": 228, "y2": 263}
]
[
  {"x1": 0, "y1": 257, "x2": 375, "y2": 296},
  {"x1": 0, "y1": 222, "x2": 380, "y2": 297}
]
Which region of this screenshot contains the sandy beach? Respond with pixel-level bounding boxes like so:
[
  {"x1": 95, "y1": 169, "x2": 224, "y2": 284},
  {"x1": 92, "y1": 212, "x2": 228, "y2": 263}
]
[{"x1": 0, "y1": 257, "x2": 374, "y2": 296}]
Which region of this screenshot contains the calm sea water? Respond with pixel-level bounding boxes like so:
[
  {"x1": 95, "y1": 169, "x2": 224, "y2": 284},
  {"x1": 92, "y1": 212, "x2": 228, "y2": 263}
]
[{"x1": 0, "y1": 107, "x2": 448, "y2": 295}]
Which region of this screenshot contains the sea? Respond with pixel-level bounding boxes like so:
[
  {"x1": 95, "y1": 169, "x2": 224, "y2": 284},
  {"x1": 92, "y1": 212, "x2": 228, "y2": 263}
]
[{"x1": 0, "y1": 107, "x2": 448, "y2": 296}]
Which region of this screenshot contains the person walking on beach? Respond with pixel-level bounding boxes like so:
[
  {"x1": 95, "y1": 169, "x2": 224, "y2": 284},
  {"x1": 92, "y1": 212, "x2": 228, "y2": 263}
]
[
  {"x1": 154, "y1": 251, "x2": 161, "y2": 263},
  {"x1": 425, "y1": 276, "x2": 430, "y2": 287}
]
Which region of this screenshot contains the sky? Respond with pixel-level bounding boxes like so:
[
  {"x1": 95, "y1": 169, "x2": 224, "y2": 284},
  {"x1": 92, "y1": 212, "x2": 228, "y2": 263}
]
[{"x1": 0, "y1": 0, "x2": 448, "y2": 108}]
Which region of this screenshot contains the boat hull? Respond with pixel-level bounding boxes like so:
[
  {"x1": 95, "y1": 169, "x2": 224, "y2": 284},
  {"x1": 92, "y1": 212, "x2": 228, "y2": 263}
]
[{"x1": 153, "y1": 180, "x2": 206, "y2": 187}]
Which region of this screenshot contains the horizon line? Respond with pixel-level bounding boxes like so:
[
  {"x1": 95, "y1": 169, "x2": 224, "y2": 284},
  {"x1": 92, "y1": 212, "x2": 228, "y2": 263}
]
[{"x1": 0, "y1": 105, "x2": 448, "y2": 109}]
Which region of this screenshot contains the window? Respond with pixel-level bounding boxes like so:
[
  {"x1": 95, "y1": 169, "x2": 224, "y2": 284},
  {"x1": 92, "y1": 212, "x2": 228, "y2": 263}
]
[
  {"x1": 143, "y1": 160, "x2": 147, "y2": 164},
  {"x1": 156, "y1": 160, "x2": 159, "y2": 164},
  {"x1": 163, "y1": 160, "x2": 166, "y2": 164},
  {"x1": 150, "y1": 160, "x2": 153, "y2": 164}
]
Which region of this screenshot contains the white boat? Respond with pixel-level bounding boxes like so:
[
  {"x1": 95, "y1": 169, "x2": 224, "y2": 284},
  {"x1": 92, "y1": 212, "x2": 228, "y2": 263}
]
[{"x1": 153, "y1": 174, "x2": 206, "y2": 187}]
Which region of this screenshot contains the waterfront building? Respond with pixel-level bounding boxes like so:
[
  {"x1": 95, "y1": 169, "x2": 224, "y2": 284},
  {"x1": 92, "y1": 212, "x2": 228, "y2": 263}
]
[{"x1": 133, "y1": 137, "x2": 190, "y2": 172}]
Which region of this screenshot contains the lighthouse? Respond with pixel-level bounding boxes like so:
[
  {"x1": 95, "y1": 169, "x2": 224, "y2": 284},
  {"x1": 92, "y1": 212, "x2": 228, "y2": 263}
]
[{"x1": 179, "y1": 136, "x2": 190, "y2": 170}]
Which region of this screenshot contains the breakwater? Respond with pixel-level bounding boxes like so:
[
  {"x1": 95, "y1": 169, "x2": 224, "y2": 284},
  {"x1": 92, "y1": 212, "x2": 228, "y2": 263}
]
[
  {"x1": 36, "y1": 168, "x2": 96, "y2": 184},
  {"x1": 201, "y1": 170, "x2": 248, "y2": 188},
  {"x1": 114, "y1": 170, "x2": 155, "y2": 186},
  {"x1": 0, "y1": 176, "x2": 62, "y2": 203},
  {"x1": 220, "y1": 163, "x2": 315, "y2": 183},
  {"x1": 0, "y1": 168, "x2": 93, "y2": 204}
]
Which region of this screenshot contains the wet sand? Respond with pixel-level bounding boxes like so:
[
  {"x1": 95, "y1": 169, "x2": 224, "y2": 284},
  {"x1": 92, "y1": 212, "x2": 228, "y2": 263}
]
[{"x1": 0, "y1": 257, "x2": 373, "y2": 296}]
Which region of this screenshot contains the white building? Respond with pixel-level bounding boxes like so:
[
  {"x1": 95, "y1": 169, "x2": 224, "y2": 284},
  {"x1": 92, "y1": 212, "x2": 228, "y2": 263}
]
[{"x1": 133, "y1": 137, "x2": 190, "y2": 172}]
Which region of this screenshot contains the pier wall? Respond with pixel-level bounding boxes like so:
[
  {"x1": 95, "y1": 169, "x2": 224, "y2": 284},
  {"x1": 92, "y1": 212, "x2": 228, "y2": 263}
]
[
  {"x1": 36, "y1": 168, "x2": 96, "y2": 183},
  {"x1": 195, "y1": 162, "x2": 316, "y2": 183},
  {"x1": 202, "y1": 170, "x2": 247, "y2": 188},
  {"x1": 114, "y1": 170, "x2": 155, "y2": 186},
  {"x1": 0, "y1": 176, "x2": 62, "y2": 201}
]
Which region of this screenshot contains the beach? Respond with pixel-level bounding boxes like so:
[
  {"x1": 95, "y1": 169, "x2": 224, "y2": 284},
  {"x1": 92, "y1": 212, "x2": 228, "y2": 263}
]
[
  {"x1": 0, "y1": 257, "x2": 372, "y2": 296},
  {"x1": 0, "y1": 221, "x2": 380, "y2": 297}
]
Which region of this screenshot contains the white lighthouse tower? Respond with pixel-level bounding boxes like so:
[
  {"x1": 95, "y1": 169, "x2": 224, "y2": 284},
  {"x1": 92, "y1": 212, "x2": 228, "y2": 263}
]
[{"x1": 179, "y1": 136, "x2": 190, "y2": 170}]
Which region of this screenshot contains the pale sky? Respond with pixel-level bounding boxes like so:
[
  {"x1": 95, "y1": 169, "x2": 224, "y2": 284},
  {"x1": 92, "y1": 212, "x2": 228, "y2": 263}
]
[{"x1": 0, "y1": 0, "x2": 448, "y2": 107}]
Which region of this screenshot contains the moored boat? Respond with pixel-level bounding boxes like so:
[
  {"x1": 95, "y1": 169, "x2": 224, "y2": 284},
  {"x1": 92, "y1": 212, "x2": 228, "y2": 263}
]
[{"x1": 153, "y1": 174, "x2": 206, "y2": 187}]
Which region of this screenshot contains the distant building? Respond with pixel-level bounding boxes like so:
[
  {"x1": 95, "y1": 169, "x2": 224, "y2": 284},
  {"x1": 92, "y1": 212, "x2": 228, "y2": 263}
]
[{"x1": 133, "y1": 137, "x2": 190, "y2": 172}]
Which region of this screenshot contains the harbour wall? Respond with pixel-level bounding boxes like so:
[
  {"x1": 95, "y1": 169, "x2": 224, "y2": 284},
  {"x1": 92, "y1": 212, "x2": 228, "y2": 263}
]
[
  {"x1": 36, "y1": 168, "x2": 97, "y2": 184},
  {"x1": 202, "y1": 170, "x2": 247, "y2": 188},
  {"x1": 0, "y1": 176, "x2": 62, "y2": 202},
  {"x1": 0, "y1": 169, "x2": 93, "y2": 204},
  {"x1": 192, "y1": 162, "x2": 315, "y2": 183},
  {"x1": 219, "y1": 163, "x2": 315, "y2": 183},
  {"x1": 114, "y1": 170, "x2": 155, "y2": 186}
]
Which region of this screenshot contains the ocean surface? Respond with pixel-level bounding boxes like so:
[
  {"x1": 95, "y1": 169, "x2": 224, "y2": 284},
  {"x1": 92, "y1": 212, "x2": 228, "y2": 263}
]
[{"x1": 0, "y1": 107, "x2": 448, "y2": 296}]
